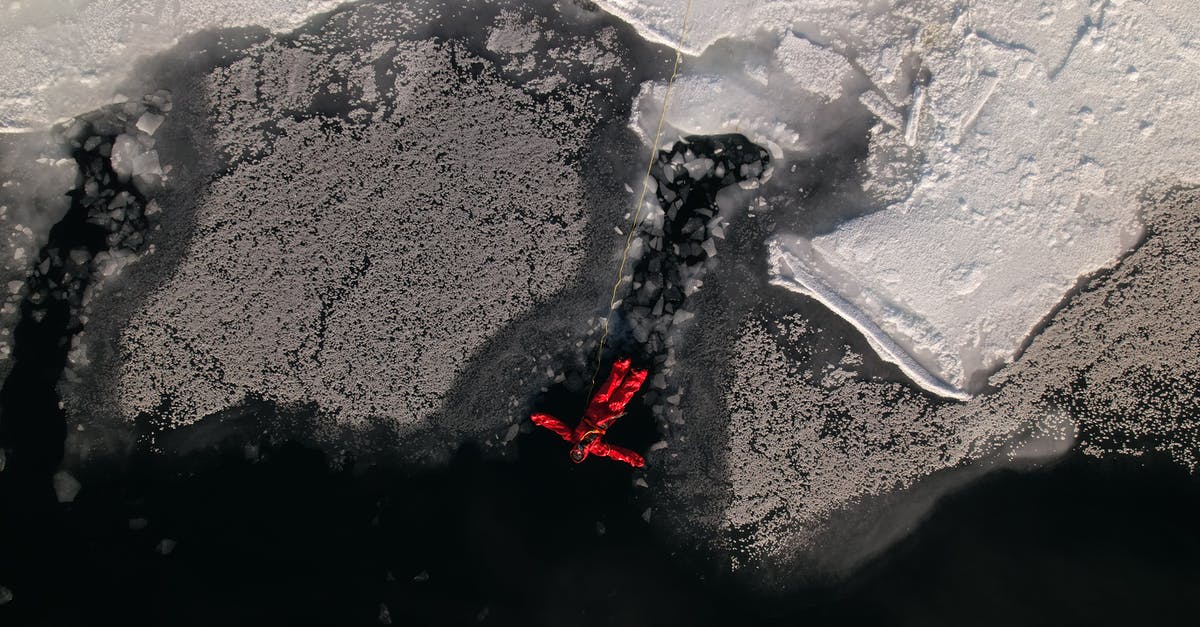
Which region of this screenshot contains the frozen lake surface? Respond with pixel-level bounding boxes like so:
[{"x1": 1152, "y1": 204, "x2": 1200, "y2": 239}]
[{"x1": 1, "y1": 0, "x2": 1199, "y2": 623}]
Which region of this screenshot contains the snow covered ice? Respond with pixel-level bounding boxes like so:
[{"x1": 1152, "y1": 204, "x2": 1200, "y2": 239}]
[
  {"x1": 0, "y1": 0, "x2": 351, "y2": 131},
  {"x1": 607, "y1": 0, "x2": 1200, "y2": 397}
]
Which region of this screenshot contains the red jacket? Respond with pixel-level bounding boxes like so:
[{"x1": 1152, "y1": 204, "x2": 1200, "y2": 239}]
[{"x1": 531, "y1": 358, "x2": 649, "y2": 467}]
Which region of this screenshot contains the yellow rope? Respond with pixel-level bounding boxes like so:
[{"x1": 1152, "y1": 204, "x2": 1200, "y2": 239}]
[{"x1": 586, "y1": 0, "x2": 694, "y2": 401}]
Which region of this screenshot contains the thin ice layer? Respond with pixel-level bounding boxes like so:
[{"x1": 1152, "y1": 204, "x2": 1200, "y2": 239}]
[{"x1": 112, "y1": 37, "x2": 596, "y2": 428}]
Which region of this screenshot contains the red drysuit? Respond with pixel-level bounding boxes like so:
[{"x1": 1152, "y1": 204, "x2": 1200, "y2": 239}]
[{"x1": 531, "y1": 358, "x2": 649, "y2": 467}]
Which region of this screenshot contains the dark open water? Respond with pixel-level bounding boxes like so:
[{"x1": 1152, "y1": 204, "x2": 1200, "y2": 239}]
[{"x1": 2, "y1": 406, "x2": 1198, "y2": 626}]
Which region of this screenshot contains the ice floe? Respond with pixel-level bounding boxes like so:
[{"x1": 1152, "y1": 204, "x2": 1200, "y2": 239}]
[{"x1": 605, "y1": 0, "x2": 1200, "y2": 397}]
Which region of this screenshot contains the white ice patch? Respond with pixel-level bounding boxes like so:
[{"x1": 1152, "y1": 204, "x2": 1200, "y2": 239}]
[
  {"x1": 631, "y1": 75, "x2": 798, "y2": 158},
  {"x1": 607, "y1": 0, "x2": 1200, "y2": 397},
  {"x1": 486, "y1": 11, "x2": 541, "y2": 55},
  {"x1": 772, "y1": 31, "x2": 853, "y2": 102},
  {"x1": 0, "y1": 0, "x2": 354, "y2": 130},
  {"x1": 135, "y1": 112, "x2": 165, "y2": 136},
  {"x1": 769, "y1": 239, "x2": 970, "y2": 401}
]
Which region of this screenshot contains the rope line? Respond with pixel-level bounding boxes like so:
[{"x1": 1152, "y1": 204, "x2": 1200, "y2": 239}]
[{"x1": 586, "y1": 0, "x2": 694, "y2": 402}]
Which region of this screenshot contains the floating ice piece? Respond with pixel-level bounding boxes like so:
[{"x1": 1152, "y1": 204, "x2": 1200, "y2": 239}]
[
  {"x1": 109, "y1": 135, "x2": 139, "y2": 180},
  {"x1": 156, "y1": 538, "x2": 177, "y2": 555},
  {"x1": 768, "y1": 239, "x2": 971, "y2": 401},
  {"x1": 136, "y1": 112, "x2": 164, "y2": 136},
  {"x1": 53, "y1": 470, "x2": 81, "y2": 503},
  {"x1": 683, "y1": 157, "x2": 713, "y2": 179},
  {"x1": 132, "y1": 150, "x2": 162, "y2": 178}
]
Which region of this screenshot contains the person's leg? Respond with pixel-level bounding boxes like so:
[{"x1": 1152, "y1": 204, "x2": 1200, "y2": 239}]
[
  {"x1": 605, "y1": 367, "x2": 648, "y2": 415},
  {"x1": 587, "y1": 358, "x2": 631, "y2": 409}
]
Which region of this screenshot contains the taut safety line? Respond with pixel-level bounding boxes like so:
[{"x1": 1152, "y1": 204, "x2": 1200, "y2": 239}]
[{"x1": 586, "y1": 0, "x2": 695, "y2": 401}]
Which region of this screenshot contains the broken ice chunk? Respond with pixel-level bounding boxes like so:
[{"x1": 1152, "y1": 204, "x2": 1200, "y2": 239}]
[
  {"x1": 136, "y1": 112, "x2": 165, "y2": 136},
  {"x1": 53, "y1": 470, "x2": 81, "y2": 503},
  {"x1": 109, "y1": 135, "x2": 139, "y2": 180},
  {"x1": 132, "y1": 150, "x2": 162, "y2": 177},
  {"x1": 683, "y1": 157, "x2": 714, "y2": 180}
]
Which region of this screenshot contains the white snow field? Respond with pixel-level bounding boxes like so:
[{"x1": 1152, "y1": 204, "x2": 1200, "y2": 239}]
[
  {"x1": 604, "y1": 0, "x2": 1200, "y2": 397},
  {"x1": 0, "y1": 0, "x2": 350, "y2": 130}
]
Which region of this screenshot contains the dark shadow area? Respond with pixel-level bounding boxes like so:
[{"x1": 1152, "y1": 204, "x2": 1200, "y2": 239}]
[
  {"x1": 2, "y1": 413, "x2": 1198, "y2": 626},
  {"x1": 817, "y1": 453, "x2": 1200, "y2": 627}
]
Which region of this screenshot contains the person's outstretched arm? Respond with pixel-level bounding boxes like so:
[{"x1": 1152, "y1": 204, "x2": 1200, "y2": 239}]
[{"x1": 530, "y1": 412, "x2": 574, "y2": 441}]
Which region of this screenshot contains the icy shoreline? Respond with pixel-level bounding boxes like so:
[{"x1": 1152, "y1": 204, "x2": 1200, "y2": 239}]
[{"x1": 768, "y1": 240, "x2": 971, "y2": 401}]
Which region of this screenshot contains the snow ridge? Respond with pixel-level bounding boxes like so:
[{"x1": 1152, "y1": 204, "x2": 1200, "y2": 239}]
[{"x1": 768, "y1": 240, "x2": 970, "y2": 401}]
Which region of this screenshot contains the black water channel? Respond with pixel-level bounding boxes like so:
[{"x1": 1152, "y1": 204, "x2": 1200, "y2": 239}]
[{"x1": 2, "y1": 407, "x2": 1199, "y2": 627}]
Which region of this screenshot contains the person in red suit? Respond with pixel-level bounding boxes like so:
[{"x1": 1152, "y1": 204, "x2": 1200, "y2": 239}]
[{"x1": 531, "y1": 358, "x2": 649, "y2": 467}]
